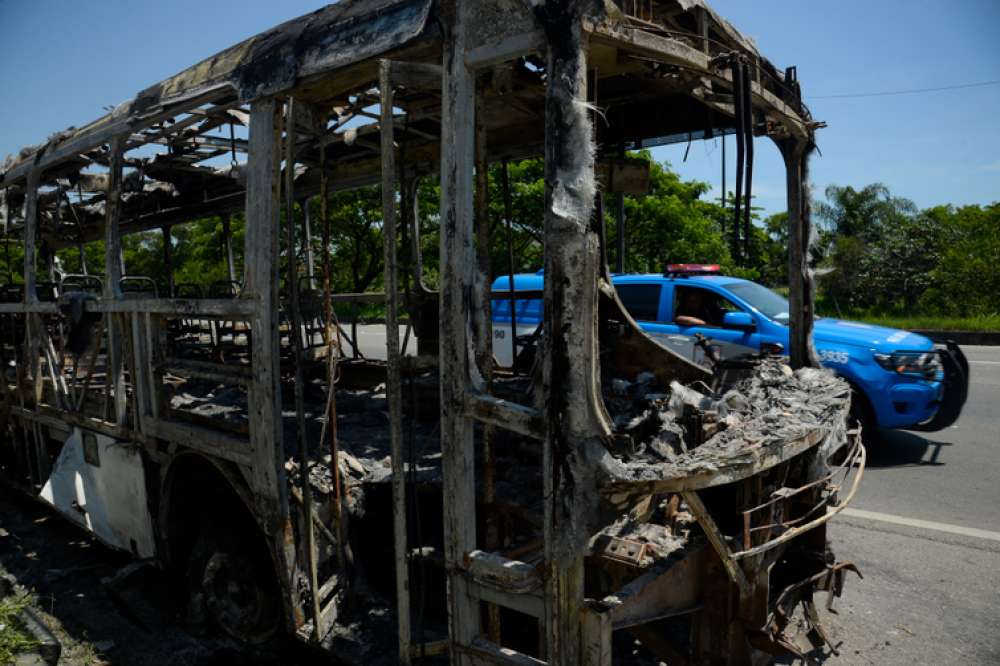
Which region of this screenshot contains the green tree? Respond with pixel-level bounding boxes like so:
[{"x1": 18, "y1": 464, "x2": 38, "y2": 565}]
[
  {"x1": 760, "y1": 211, "x2": 789, "y2": 286},
  {"x1": 815, "y1": 183, "x2": 915, "y2": 243},
  {"x1": 919, "y1": 203, "x2": 1000, "y2": 316},
  {"x1": 815, "y1": 184, "x2": 918, "y2": 312},
  {"x1": 854, "y1": 211, "x2": 944, "y2": 312},
  {"x1": 611, "y1": 155, "x2": 732, "y2": 274}
]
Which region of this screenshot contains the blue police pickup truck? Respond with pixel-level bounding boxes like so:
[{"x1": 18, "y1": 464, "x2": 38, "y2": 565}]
[{"x1": 491, "y1": 265, "x2": 969, "y2": 434}]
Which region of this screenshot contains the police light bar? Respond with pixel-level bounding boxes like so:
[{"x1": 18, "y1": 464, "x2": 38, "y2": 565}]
[{"x1": 665, "y1": 263, "x2": 721, "y2": 276}]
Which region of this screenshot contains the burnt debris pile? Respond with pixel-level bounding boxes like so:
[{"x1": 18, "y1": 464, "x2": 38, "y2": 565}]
[{"x1": 607, "y1": 357, "x2": 851, "y2": 480}]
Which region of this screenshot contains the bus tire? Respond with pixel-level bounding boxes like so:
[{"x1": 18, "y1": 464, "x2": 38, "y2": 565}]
[{"x1": 186, "y1": 523, "x2": 280, "y2": 644}]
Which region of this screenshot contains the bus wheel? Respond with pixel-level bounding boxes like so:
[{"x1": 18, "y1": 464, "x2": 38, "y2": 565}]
[{"x1": 192, "y1": 533, "x2": 279, "y2": 644}]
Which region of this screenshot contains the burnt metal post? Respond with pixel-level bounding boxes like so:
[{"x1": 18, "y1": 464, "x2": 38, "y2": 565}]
[
  {"x1": 780, "y1": 136, "x2": 819, "y2": 369},
  {"x1": 104, "y1": 137, "x2": 128, "y2": 424},
  {"x1": 742, "y1": 61, "x2": 754, "y2": 265},
  {"x1": 22, "y1": 170, "x2": 38, "y2": 306},
  {"x1": 302, "y1": 202, "x2": 316, "y2": 290},
  {"x1": 221, "y1": 213, "x2": 237, "y2": 285},
  {"x1": 538, "y1": 4, "x2": 613, "y2": 663},
  {"x1": 243, "y1": 101, "x2": 302, "y2": 635},
  {"x1": 284, "y1": 98, "x2": 323, "y2": 638},
  {"x1": 379, "y1": 59, "x2": 412, "y2": 664},
  {"x1": 501, "y1": 160, "x2": 518, "y2": 365},
  {"x1": 161, "y1": 226, "x2": 174, "y2": 297},
  {"x1": 439, "y1": 1, "x2": 481, "y2": 659},
  {"x1": 721, "y1": 130, "x2": 726, "y2": 210},
  {"x1": 319, "y1": 135, "x2": 347, "y2": 577},
  {"x1": 22, "y1": 169, "x2": 42, "y2": 414},
  {"x1": 615, "y1": 143, "x2": 626, "y2": 273},
  {"x1": 245, "y1": 99, "x2": 285, "y2": 512},
  {"x1": 731, "y1": 59, "x2": 745, "y2": 264},
  {"x1": 474, "y1": 88, "x2": 502, "y2": 644}
]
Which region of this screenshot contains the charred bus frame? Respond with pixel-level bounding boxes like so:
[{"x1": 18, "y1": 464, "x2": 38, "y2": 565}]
[{"x1": 0, "y1": 1, "x2": 860, "y2": 664}]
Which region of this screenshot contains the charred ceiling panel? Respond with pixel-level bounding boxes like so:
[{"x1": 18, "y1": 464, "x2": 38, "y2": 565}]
[
  {"x1": 2, "y1": 0, "x2": 433, "y2": 185},
  {"x1": 135, "y1": 0, "x2": 435, "y2": 110}
]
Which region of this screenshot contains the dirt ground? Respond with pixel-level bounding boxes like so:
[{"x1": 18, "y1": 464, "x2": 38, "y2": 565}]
[{"x1": 0, "y1": 488, "x2": 330, "y2": 666}]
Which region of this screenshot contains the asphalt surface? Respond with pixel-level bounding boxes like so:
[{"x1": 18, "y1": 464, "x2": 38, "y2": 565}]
[{"x1": 815, "y1": 345, "x2": 1000, "y2": 665}]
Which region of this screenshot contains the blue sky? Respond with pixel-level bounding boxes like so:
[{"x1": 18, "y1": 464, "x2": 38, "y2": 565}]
[{"x1": 1, "y1": 0, "x2": 997, "y2": 216}]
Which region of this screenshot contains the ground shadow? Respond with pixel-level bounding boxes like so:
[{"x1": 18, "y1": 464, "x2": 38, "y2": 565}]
[
  {"x1": 0, "y1": 487, "x2": 323, "y2": 666},
  {"x1": 863, "y1": 428, "x2": 952, "y2": 468}
]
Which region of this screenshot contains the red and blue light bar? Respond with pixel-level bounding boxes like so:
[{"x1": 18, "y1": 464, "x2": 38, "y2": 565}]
[{"x1": 664, "y1": 263, "x2": 721, "y2": 276}]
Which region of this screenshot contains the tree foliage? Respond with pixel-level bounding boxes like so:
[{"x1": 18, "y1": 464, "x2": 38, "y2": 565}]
[
  {"x1": 918, "y1": 203, "x2": 1000, "y2": 316},
  {"x1": 815, "y1": 186, "x2": 998, "y2": 319}
]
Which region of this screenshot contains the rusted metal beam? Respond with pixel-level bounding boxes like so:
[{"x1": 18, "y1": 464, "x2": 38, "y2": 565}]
[
  {"x1": 681, "y1": 490, "x2": 751, "y2": 597},
  {"x1": 319, "y1": 126, "x2": 348, "y2": 579},
  {"x1": 144, "y1": 417, "x2": 252, "y2": 466},
  {"x1": 603, "y1": 546, "x2": 707, "y2": 629},
  {"x1": 465, "y1": 30, "x2": 545, "y2": 70},
  {"x1": 731, "y1": 444, "x2": 866, "y2": 560},
  {"x1": 285, "y1": 97, "x2": 323, "y2": 640},
  {"x1": 388, "y1": 60, "x2": 442, "y2": 90},
  {"x1": 465, "y1": 392, "x2": 544, "y2": 440}
]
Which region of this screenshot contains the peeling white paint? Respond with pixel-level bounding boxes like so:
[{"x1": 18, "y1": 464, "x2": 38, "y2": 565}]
[{"x1": 40, "y1": 428, "x2": 157, "y2": 558}]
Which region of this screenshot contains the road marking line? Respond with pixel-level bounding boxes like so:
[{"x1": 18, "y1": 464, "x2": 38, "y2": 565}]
[
  {"x1": 968, "y1": 360, "x2": 1000, "y2": 365},
  {"x1": 841, "y1": 508, "x2": 1000, "y2": 542}
]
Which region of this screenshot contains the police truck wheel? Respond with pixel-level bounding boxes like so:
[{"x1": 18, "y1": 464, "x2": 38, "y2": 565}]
[{"x1": 849, "y1": 388, "x2": 877, "y2": 445}]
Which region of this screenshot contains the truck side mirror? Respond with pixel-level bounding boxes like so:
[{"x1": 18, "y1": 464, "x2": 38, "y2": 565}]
[{"x1": 722, "y1": 311, "x2": 755, "y2": 331}]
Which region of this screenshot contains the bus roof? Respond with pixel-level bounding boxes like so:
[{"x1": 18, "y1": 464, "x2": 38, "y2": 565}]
[{"x1": 1, "y1": 0, "x2": 435, "y2": 185}]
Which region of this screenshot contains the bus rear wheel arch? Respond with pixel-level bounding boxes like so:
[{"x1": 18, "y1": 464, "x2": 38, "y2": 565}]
[{"x1": 161, "y1": 454, "x2": 281, "y2": 644}]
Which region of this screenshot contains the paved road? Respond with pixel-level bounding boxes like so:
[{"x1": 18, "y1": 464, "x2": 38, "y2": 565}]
[
  {"x1": 350, "y1": 323, "x2": 417, "y2": 359},
  {"x1": 817, "y1": 345, "x2": 1000, "y2": 665}
]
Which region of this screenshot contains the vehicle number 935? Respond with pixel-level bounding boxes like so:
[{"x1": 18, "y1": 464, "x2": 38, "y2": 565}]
[{"x1": 819, "y1": 349, "x2": 849, "y2": 364}]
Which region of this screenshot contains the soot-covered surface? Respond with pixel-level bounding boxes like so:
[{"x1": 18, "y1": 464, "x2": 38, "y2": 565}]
[{"x1": 607, "y1": 358, "x2": 850, "y2": 483}]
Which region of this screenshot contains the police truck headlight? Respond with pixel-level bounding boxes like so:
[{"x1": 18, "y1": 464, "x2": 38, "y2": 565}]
[{"x1": 873, "y1": 352, "x2": 940, "y2": 379}]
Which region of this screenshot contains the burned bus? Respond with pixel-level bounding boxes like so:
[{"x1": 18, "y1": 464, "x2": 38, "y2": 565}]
[{"x1": 0, "y1": 1, "x2": 863, "y2": 664}]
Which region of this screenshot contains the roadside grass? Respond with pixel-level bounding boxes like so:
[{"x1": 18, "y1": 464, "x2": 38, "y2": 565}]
[
  {"x1": 810, "y1": 291, "x2": 1000, "y2": 331},
  {"x1": 0, "y1": 594, "x2": 39, "y2": 664},
  {"x1": 824, "y1": 312, "x2": 1000, "y2": 332}
]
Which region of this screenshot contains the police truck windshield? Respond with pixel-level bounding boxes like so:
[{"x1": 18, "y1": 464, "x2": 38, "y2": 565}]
[{"x1": 725, "y1": 281, "x2": 791, "y2": 323}]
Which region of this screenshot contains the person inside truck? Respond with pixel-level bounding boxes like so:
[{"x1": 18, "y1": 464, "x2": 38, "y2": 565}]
[
  {"x1": 674, "y1": 286, "x2": 744, "y2": 328},
  {"x1": 675, "y1": 287, "x2": 714, "y2": 326}
]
